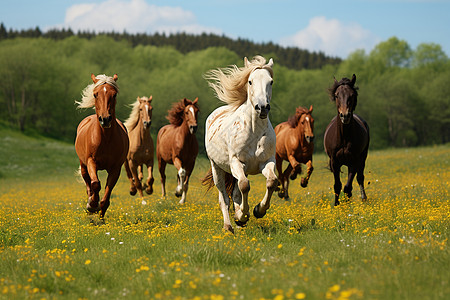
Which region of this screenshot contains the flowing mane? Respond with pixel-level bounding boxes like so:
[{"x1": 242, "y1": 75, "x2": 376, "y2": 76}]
[
  {"x1": 327, "y1": 76, "x2": 358, "y2": 102},
  {"x1": 204, "y1": 56, "x2": 274, "y2": 110},
  {"x1": 287, "y1": 106, "x2": 310, "y2": 128},
  {"x1": 75, "y1": 74, "x2": 119, "y2": 109},
  {"x1": 166, "y1": 98, "x2": 199, "y2": 126},
  {"x1": 124, "y1": 97, "x2": 149, "y2": 131}
]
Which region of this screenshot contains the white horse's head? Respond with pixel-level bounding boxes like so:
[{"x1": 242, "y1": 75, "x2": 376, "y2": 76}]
[{"x1": 246, "y1": 57, "x2": 274, "y2": 119}]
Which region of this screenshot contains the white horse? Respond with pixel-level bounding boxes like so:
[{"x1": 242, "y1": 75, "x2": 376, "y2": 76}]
[{"x1": 203, "y1": 56, "x2": 278, "y2": 233}]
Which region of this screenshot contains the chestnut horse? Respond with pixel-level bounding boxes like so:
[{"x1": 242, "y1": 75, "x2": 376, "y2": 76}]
[
  {"x1": 124, "y1": 96, "x2": 154, "y2": 197},
  {"x1": 75, "y1": 74, "x2": 129, "y2": 217},
  {"x1": 324, "y1": 74, "x2": 369, "y2": 206},
  {"x1": 156, "y1": 98, "x2": 199, "y2": 204},
  {"x1": 275, "y1": 105, "x2": 315, "y2": 200}
]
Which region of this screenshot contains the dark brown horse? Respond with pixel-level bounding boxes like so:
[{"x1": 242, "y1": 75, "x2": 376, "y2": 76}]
[
  {"x1": 75, "y1": 74, "x2": 129, "y2": 217},
  {"x1": 156, "y1": 98, "x2": 199, "y2": 204},
  {"x1": 275, "y1": 105, "x2": 315, "y2": 199},
  {"x1": 324, "y1": 74, "x2": 369, "y2": 205},
  {"x1": 124, "y1": 96, "x2": 154, "y2": 197}
]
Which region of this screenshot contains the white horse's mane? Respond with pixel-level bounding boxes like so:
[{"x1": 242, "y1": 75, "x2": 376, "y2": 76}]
[
  {"x1": 204, "y1": 56, "x2": 273, "y2": 110},
  {"x1": 75, "y1": 74, "x2": 119, "y2": 109},
  {"x1": 124, "y1": 96, "x2": 150, "y2": 131}
]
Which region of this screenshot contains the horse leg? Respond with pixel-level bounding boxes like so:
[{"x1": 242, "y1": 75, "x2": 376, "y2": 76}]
[
  {"x1": 281, "y1": 164, "x2": 293, "y2": 200},
  {"x1": 332, "y1": 163, "x2": 342, "y2": 206},
  {"x1": 144, "y1": 161, "x2": 154, "y2": 195},
  {"x1": 173, "y1": 157, "x2": 185, "y2": 199},
  {"x1": 230, "y1": 157, "x2": 250, "y2": 225},
  {"x1": 288, "y1": 155, "x2": 301, "y2": 180},
  {"x1": 100, "y1": 168, "x2": 121, "y2": 218},
  {"x1": 86, "y1": 158, "x2": 101, "y2": 213},
  {"x1": 357, "y1": 161, "x2": 368, "y2": 201},
  {"x1": 275, "y1": 156, "x2": 285, "y2": 198},
  {"x1": 211, "y1": 161, "x2": 234, "y2": 233},
  {"x1": 254, "y1": 160, "x2": 278, "y2": 218},
  {"x1": 138, "y1": 165, "x2": 144, "y2": 181},
  {"x1": 159, "y1": 159, "x2": 167, "y2": 198},
  {"x1": 343, "y1": 166, "x2": 356, "y2": 199},
  {"x1": 130, "y1": 159, "x2": 144, "y2": 197},
  {"x1": 301, "y1": 160, "x2": 314, "y2": 188},
  {"x1": 79, "y1": 162, "x2": 92, "y2": 197},
  {"x1": 179, "y1": 174, "x2": 190, "y2": 204},
  {"x1": 124, "y1": 159, "x2": 137, "y2": 196}
]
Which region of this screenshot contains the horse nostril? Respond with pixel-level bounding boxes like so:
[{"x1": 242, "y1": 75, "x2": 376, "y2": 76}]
[{"x1": 255, "y1": 104, "x2": 260, "y2": 110}]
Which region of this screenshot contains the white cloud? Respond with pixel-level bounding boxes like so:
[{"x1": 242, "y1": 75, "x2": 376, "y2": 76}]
[
  {"x1": 63, "y1": 0, "x2": 221, "y2": 35},
  {"x1": 279, "y1": 16, "x2": 380, "y2": 58}
]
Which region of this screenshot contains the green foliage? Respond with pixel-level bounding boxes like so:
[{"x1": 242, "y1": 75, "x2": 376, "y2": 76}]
[{"x1": 0, "y1": 34, "x2": 449, "y2": 150}]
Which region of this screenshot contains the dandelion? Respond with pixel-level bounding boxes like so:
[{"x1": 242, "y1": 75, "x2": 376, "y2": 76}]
[{"x1": 85, "y1": 260, "x2": 91, "y2": 265}]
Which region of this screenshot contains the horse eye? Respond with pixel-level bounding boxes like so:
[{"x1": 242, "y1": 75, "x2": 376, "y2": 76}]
[{"x1": 248, "y1": 81, "x2": 252, "y2": 86}]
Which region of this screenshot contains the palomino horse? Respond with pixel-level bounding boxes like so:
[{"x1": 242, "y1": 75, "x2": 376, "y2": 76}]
[
  {"x1": 203, "y1": 56, "x2": 278, "y2": 233},
  {"x1": 75, "y1": 74, "x2": 129, "y2": 217},
  {"x1": 123, "y1": 96, "x2": 154, "y2": 197},
  {"x1": 156, "y1": 98, "x2": 199, "y2": 204},
  {"x1": 275, "y1": 105, "x2": 315, "y2": 200},
  {"x1": 324, "y1": 74, "x2": 370, "y2": 206}
]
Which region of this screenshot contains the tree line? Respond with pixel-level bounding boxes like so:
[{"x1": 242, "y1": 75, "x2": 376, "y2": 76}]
[
  {"x1": 0, "y1": 30, "x2": 448, "y2": 152},
  {"x1": 0, "y1": 23, "x2": 341, "y2": 71}
]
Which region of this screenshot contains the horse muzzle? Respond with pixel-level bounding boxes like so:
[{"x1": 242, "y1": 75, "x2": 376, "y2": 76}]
[
  {"x1": 98, "y1": 115, "x2": 112, "y2": 128},
  {"x1": 339, "y1": 112, "x2": 352, "y2": 124},
  {"x1": 255, "y1": 104, "x2": 270, "y2": 119},
  {"x1": 306, "y1": 135, "x2": 315, "y2": 143},
  {"x1": 189, "y1": 125, "x2": 198, "y2": 134},
  {"x1": 143, "y1": 120, "x2": 151, "y2": 129}
]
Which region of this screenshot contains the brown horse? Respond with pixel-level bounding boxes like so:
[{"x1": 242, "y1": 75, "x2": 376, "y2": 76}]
[
  {"x1": 75, "y1": 74, "x2": 129, "y2": 217},
  {"x1": 123, "y1": 96, "x2": 154, "y2": 197},
  {"x1": 275, "y1": 105, "x2": 315, "y2": 199},
  {"x1": 324, "y1": 74, "x2": 369, "y2": 206},
  {"x1": 156, "y1": 98, "x2": 199, "y2": 204}
]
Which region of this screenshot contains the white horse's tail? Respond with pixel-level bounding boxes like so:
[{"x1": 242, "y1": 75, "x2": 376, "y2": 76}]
[{"x1": 201, "y1": 167, "x2": 235, "y2": 197}]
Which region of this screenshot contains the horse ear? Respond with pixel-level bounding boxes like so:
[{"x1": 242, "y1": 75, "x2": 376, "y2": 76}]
[
  {"x1": 91, "y1": 73, "x2": 98, "y2": 83},
  {"x1": 137, "y1": 96, "x2": 142, "y2": 103},
  {"x1": 351, "y1": 74, "x2": 356, "y2": 86},
  {"x1": 309, "y1": 105, "x2": 313, "y2": 113},
  {"x1": 193, "y1": 97, "x2": 198, "y2": 105},
  {"x1": 113, "y1": 74, "x2": 118, "y2": 81},
  {"x1": 183, "y1": 98, "x2": 189, "y2": 106},
  {"x1": 244, "y1": 57, "x2": 249, "y2": 68},
  {"x1": 148, "y1": 95, "x2": 152, "y2": 102},
  {"x1": 333, "y1": 76, "x2": 338, "y2": 84},
  {"x1": 267, "y1": 58, "x2": 274, "y2": 68}
]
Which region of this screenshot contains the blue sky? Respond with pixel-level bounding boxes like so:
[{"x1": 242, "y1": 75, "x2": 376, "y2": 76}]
[{"x1": 1, "y1": 0, "x2": 449, "y2": 58}]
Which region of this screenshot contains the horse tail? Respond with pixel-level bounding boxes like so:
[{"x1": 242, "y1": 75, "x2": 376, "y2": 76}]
[
  {"x1": 74, "y1": 166, "x2": 84, "y2": 184},
  {"x1": 201, "y1": 167, "x2": 235, "y2": 197}
]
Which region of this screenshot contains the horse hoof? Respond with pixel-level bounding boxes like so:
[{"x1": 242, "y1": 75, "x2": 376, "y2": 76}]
[
  {"x1": 301, "y1": 179, "x2": 308, "y2": 188},
  {"x1": 130, "y1": 189, "x2": 137, "y2": 196},
  {"x1": 253, "y1": 204, "x2": 266, "y2": 219},
  {"x1": 175, "y1": 191, "x2": 182, "y2": 198},
  {"x1": 234, "y1": 219, "x2": 248, "y2": 227},
  {"x1": 145, "y1": 187, "x2": 153, "y2": 195},
  {"x1": 224, "y1": 224, "x2": 234, "y2": 234},
  {"x1": 86, "y1": 203, "x2": 100, "y2": 214},
  {"x1": 290, "y1": 174, "x2": 297, "y2": 180},
  {"x1": 277, "y1": 191, "x2": 285, "y2": 198}
]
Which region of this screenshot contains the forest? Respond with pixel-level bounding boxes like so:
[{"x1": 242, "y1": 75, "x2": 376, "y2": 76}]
[{"x1": 0, "y1": 25, "x2": 449, "y2": 153}]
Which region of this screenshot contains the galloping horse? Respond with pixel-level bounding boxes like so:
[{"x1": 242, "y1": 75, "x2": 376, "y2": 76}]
[
  {"x1": 123, "y1": 96, "x2": 154, "y2": 197},
  {"x1": 75, "y1": 74, "x2": 129, "y2": 217},
  {"x1": 275, "y1": 105, "x2": 315, "y2": 200},
  {"x1": 324, "y1": 74, "x2": 369, "y2": 206},
  {"x1": 156, "y1": 98, "x2": 199, "y2": 204},
  {"x1": 202, "y1": 56, "x2": 278, "y2": 233}
]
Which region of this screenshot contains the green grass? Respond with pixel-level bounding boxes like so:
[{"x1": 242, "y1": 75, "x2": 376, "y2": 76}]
[{"x1": 0, "y1": 128, "x2": 449, "y2": 299}]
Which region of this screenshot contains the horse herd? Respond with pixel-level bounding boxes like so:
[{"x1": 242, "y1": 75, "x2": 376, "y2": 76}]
[{"x1": 74, "y1": 56, "x2": 369, "y2": 233}]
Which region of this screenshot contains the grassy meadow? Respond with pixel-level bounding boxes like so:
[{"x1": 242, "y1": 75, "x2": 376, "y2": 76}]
[{"x1": 0, "y1": 127, "x2": 449, "y2": 300}]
